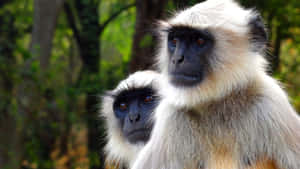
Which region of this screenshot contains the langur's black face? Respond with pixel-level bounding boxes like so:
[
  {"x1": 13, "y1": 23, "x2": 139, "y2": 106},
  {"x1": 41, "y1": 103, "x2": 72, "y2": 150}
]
[
  {"x1": 167, "y1": 26, "x2": 214, "y2": 87},
  {"x1": 113, "y1": 87, "x2": 158, "y2": 144}
]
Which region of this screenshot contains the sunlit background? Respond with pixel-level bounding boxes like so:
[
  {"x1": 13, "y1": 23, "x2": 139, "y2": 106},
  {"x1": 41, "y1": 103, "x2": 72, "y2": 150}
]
[{"x1": 0, "y1": 0, "x2": 299, "y2": 169}]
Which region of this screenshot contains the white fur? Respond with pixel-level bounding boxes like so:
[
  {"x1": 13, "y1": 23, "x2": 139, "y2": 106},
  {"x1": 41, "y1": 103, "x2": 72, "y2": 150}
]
[{"x1": 170, "y1": 0, "x2": 250, "y2": 31}]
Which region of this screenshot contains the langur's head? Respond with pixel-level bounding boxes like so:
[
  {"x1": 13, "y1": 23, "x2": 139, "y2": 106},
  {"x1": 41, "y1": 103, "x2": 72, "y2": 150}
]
[
  {"x1": 101, "y1": 70, "x2": 161, "y2": 167},
  {"x1": 156, "y1": 0, "x2": 268, "y2": 107}
]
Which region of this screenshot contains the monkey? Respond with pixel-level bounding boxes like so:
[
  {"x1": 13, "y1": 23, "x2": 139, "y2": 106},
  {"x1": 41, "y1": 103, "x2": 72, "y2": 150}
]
[
  {"x1": 101, "y1": 70, "x2": 161, "y2": 169},
  {"x1": 132, "y1": 0, "x2": 300, "y2": 169}
]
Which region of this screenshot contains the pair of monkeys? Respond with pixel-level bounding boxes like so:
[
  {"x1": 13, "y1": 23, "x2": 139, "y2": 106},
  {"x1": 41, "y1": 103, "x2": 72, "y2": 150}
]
[{"x1": 101, "y1": 0, "x2": 300, "y2": 169}]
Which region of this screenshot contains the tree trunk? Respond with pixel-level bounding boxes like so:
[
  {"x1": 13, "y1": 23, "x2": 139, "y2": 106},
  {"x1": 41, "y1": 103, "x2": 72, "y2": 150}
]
[
  {"x1": 10, "y1": 0, "x2": 64, "y2": 168},
  {"x1": 68, "y1": 1, "x2": 135, "y2": 168},
  {"x1": 173, "y1": 0, "x2": 192, "y2": 8},
  {"x1": 129, "y1": 0, "x2": 168, "y2": 73},
  {"x1": 30, "y1": 0, "x2": 64, "y2": 70},
  {"x1": 74, "y1": 0, "x2": 103, "y2": 168}
]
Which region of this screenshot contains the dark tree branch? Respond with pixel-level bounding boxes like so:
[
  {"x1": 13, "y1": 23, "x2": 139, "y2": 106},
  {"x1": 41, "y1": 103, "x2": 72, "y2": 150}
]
[
  {"x1": 99, "y1": 3, "x2": 136, "y2": 32},
  {"x1": 129, "y1": 0, "x2": 168, "y2": 72},
  {"x1": 64, "y1": 2, "x2": 82, "y2": 51},
  {"x1": 0, "y1": 0, "x2": 10, "y2": 8}
]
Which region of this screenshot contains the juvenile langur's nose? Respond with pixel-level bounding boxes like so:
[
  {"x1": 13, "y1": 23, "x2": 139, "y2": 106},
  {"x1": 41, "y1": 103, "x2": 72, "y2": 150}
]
[{"x1": 129, "y1": 113, "x2": 141, "y2": 123}]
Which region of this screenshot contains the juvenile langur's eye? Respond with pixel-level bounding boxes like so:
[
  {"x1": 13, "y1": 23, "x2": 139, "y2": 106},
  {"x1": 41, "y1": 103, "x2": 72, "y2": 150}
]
[
  {"x1": 172, "y1": 38, "x2": 178, "y2": 45},
  {"x1": 196, "y1": 38, "x2": 205, "y2": 46},
  {"x1": 169, "y1": 37, "x2": 178, "y2": 47},
  {"x1": 119, "y1": 103, "x2": 128, "y2": 110},
  {"x1": 144, "y1": 95, "x2": 153, "y2": 103}
]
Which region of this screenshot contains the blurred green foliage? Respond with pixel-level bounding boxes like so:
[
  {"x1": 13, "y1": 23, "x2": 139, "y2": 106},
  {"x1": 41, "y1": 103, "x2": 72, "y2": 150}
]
[{"x1": 0, "y1": 0, "x2": 299, "y2": 169}]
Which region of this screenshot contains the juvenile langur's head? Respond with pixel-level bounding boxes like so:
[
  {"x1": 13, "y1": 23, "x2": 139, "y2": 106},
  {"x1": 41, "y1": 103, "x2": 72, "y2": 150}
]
[
  {"x1": 157, "y1": 0, "x2": 268, "y2": 107},
  {"x1": 101, "y1": 71, "x2": 161, "y2": 167}
]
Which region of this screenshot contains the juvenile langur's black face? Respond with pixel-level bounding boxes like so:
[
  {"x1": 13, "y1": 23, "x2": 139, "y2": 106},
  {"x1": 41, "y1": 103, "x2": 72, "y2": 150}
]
[
  {"x1": 167, "y1": 26, "x2": 214, "y2": 87},
  {"x1": 113, "y1": 87, "x2": 158, "y2": 144}
]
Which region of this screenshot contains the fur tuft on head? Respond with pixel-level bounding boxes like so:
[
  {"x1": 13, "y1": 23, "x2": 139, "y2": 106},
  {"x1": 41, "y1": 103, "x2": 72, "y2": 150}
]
[{"x1": 156, "y1": 0, "x2": 268, "y2": 108}]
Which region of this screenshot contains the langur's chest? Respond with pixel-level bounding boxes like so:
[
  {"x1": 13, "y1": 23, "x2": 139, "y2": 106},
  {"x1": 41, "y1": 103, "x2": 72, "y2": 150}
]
[
  {"x1": 184, "y1": 112, "x2": 278, "y2": 169},
  {"x1": 194, "y1": 137, "x2": 278, "y2": 169},
  {"x1": 204, "y1": 144, "x2": 237, "y2": 169},
  {"x1": 202, "y1": 148, "x2": 278, "y2": 169},
  {"x1": 206, "y1": 157, "x2": 278, "y2": 169},
  {"x1": 245, "y1": 159, "x2": 278, "y2": 169},
  {"x1": 186, "y1": 127, "x2": 278, "y2": 169}
]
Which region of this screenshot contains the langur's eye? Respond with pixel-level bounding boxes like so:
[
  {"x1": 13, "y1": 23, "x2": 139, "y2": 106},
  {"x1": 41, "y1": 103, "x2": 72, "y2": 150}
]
[
  {"x1": 119, "y1": 103, "x2": 128, "y2": 110},
  {"x1": 196, "y1": 38, "x2": 205, "y2": 46},
  {"x1": 171, "y1": 38, "x2": 178, "y2": 45},
  {"x1": 169, "y1": 37, "x2": 178, "y2": 47},
  {"x1": 144, "y1": 95, "x2": 153, "y2": 103}
]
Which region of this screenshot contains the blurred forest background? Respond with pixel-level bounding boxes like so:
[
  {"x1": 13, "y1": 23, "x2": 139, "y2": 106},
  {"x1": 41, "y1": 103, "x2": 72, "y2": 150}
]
[{"x1": 0, "y1": 0, "x2": 299, "y2": 169}]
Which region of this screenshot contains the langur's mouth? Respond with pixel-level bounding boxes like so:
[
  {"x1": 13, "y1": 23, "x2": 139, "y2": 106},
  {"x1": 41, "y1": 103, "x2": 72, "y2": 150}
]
[
  {"x1": 127, "y1": 129, "x2": 151, "y2": 143},
  {"x1": 170, "y1": 72, "x2": 203, "y2": 87}
]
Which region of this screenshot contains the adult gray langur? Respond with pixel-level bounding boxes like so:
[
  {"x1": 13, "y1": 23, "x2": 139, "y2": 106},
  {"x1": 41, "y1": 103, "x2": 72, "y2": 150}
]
[
  {"x1": 132, "y1": 0, "x2": 300, "y2": 169},
  {"x1": 101, "y1": 71, "x2": 160, "y2": 169}
]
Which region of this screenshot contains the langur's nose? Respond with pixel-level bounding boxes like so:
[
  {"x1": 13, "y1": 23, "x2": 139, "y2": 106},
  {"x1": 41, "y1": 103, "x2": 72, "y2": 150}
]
[
  {"x1": 129, "y1": 113, "x2": 141, "y2": 123},
  {"x1": 172, "y1": 55, "x2": 184, "y2": 65}
]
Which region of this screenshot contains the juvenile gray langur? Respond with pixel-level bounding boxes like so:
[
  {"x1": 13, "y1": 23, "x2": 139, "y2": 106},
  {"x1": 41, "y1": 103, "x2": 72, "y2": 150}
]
[
  {"x1": 132, "y1": 0, "x2": 300, "y2": 169},
  {"x1": 101, "y1": 71, "x2": 160, "y2": 169}
]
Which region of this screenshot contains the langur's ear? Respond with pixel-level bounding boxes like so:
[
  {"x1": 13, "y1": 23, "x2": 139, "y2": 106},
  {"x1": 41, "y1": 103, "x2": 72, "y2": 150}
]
[{"x1": 248, "y1": 12, "x2": 268, "y2": 52}]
